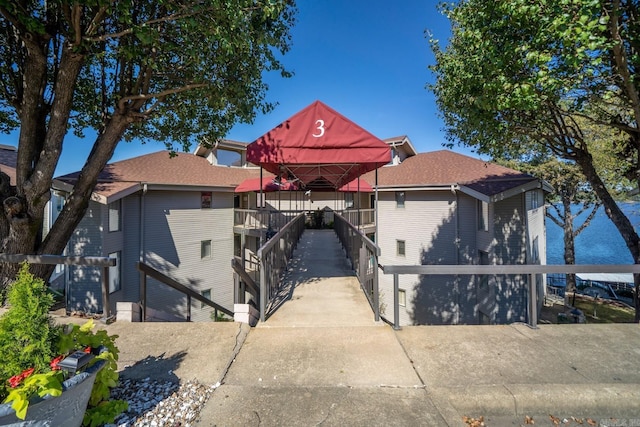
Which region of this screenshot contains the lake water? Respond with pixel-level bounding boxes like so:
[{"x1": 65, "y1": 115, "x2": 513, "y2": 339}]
[{"x1": 546, "y1": 202, "x2": 640, "y2": 265}]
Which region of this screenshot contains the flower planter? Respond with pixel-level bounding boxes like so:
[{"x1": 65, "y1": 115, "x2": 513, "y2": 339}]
[{"x1": 0, "y1": 359, "x2": 106, "y2": 427}]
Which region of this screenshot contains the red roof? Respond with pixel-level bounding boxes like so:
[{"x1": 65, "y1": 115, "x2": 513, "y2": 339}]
[
  {"x1": 234, "y1": 176, "x2": 300, "y2": 193},
  {"x1": 338, "y1": 178, "x2": 373, "y2": 193},
  {"x1": 246, "y1": 101, "x2": 390, "y2": 190}
]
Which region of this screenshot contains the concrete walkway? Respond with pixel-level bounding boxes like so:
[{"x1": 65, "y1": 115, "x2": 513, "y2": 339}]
[
  {"x1": 262, "y1": 229, "x2": 376, "y2": 327},
  {"x1": 66, "y1": 229, "x2": 640, "y2": 425}
]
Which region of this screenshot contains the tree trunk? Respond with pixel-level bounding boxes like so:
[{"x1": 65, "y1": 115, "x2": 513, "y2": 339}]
[
  {"x1": 562, "y1": 195, "x2": 577, "y2": 295},
  {"x1": 0, "y1": 41, "x2": 86, "y2": 294},
  {"x1": 31, "y1": 112, "x2": 132, "y2": 282},
  {"x1": 575, "y1": 151, "x2": 640, "y2": 322}
]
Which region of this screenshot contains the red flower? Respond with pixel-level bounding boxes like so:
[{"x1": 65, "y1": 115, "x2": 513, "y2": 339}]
[
  {"x1": 7, "y1": 368, "x2": 35, "y2": 388},
  {"x1": 50, "y1": 355, "x2": 65, "y2": 371},
  {"x1": 8, "y1": 374, "x2": 22, "y2": 388},
  {"x1": 83, "y1": 347, "x2": 92, "y2": 354}
]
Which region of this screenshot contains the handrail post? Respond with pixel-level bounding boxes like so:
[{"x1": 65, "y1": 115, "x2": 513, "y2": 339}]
[
  {"x1": 373, "y1": 253, "x2": 379, "y2": 322},
  {"x1": 260, "y1": 258, "x2": 266, "y2": 322},
  {"x1": 393, "y1": 273, "x2": 400, "y2": 330}
]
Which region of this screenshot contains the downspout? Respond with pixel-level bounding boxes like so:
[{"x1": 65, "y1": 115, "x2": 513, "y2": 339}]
[{"x1": 139, "y1": 183, "x2": 148, "y2": 263}]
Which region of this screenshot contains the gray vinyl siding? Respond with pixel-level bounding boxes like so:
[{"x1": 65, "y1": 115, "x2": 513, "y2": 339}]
[
  {"x1": 122, "y1": 194, "x2": 142, "y2": 302},
  {"x1": 261, "y1": 191, "x2": 348, "y2": 212},
  {"x1": 491, "y1": 195, "x2": 528, "y2": 324},
  {"x1": 142, "y1": 190, "x2": 235, "y2": 321},
  {"x1": 377, "y1": 190, "x2": 531, "y2": 326},
  {"x1": 66, "y1": 200, "x2": 103, "y2": 313},
  {"x1": 457, "y1": 194, "x2": 481, "y2": 324},
  {"x1": 377, "y1": 190, "x2": 461, "y2": 325},
  {"x1": 476, "y1": 201, "x2": 493, "y2": 253},
  {"x1": 526, "y1": 190, "x2": 547, "y2": 317},
  {"x1": 103, "y1": 202, "x2": 125, "y2": 314}
]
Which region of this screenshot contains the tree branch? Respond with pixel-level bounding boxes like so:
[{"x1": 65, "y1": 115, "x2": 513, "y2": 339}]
[
  {"x1": 117, "y1": 82, "x2": 208, "y2": 112},
  {"x1": 610, "y1": 0, "x2": 640, "y2": 136},
  {"x1": 574, "y1": 202, "x2": 602, "y2": 236}
]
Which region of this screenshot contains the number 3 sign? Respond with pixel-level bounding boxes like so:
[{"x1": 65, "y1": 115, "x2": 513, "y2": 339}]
[{"x1": 312, "y1": 119, "x2": 325, "y2": 138}]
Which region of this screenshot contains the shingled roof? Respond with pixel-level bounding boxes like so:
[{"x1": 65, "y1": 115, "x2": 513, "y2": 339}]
[
  {"x1": 55, "y1": 151, "x2": 261, "y2": 203},
  {"x1": 362, "y1": 150, "x2": 538, "y2": 197}
]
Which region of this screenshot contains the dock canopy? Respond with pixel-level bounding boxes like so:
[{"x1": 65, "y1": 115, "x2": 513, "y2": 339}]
[{"x1": 246, "y1": 101, "x2": 390, "y2": 190}]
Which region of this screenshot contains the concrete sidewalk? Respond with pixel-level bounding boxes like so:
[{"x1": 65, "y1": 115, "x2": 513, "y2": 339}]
[
  {"x1": 55, "y1": 229, "x2": 640, "y2": 425},
  {"x1": 100, "y1": 321, "x2": 640, "y2": 426}
]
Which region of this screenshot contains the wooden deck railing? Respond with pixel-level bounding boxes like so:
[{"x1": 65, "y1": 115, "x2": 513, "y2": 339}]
[{"x1": 0, "y1": 254, "x2": 115, "y2": 318}]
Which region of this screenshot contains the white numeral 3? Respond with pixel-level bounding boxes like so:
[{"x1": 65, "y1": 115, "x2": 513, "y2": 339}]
[{"x1": 312, "y1": 119, "x2": 325, "y2": 138}]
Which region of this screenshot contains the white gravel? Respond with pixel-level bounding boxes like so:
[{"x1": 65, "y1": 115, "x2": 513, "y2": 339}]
[{"x1": 108, "y1": 378, "x2": 219, "y2": 427}]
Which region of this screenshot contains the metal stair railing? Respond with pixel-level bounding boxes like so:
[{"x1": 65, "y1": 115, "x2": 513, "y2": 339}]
[
  {"x1": 257, "y1": 212, "x2": 306, "y2": 322},
  {"x1": 137, "y1": 261, "x2": 233, "y2": 322},
  {"x1": 333, "y1": 212, "x2": 381, "y2": 322}
]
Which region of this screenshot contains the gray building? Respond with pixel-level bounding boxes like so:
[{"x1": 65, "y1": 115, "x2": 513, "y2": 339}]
[{"x1": 51, "y1": 136, "x2": 548, "y2": 325}]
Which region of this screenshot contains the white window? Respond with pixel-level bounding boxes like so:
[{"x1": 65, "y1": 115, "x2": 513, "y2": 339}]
[
  {"x1": 201, "y1": 289, "x2": 211, "y2": 309},
  {"x1": 530, "y1": 191, "x2": 540, "y2": 209},
  {"x1": 108, "y1": 252, "x2": 121, "y2": 293},
  {"x1": 477, "y1": 200, "x2": 488, "y2": 232},
  {"x1": 395, "y1": 191, "x2": 405, "y2": 208},
  {"x1": 397, "y1": 240, "x2": 406, "y2": 256},
  {"x1": 345, "y1": 193, "x2": 354, "y2": 209},
  {"x1": 256, "y1": 193, "x2": 266, "y2": 208},
  {"x1": 398, "y1": 289, "x2": 406, "y2": 307},
  {"x1": 109, "y1": 200, "x2": 121, "y2": 232},
  {"x1": 201, "y1": 240, "x2": 212, "y2": 259},
  {"x1": 532, "y1": 236, "x2": 540, "y2": 262},
  {"x1": 201, "y1": 192, "x2": 212, "y2": 208}
]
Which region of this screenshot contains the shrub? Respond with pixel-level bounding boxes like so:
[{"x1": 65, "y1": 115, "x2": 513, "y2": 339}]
[
  {"x1": 0, "y1": 263, "x2": 126, "y2": 424},
  {"x1": 0, "y1": 263, "x2": 60, "y2": 391}
]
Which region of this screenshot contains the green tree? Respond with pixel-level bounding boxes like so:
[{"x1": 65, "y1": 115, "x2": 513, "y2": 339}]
[
  {"x1": 0, "y1": 1, "x2": 296, "y2": 292},
  {"x1": 501, "y1": 156, "x2": 601, "y2": 294},
  {"x1": 430, "y1": 0, "x2": 640, "y2": 320}
]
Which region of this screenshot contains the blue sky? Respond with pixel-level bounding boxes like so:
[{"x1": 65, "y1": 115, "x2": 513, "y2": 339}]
[{"x1": 5, "y1": 1, "x2": 475, "y2": 176}]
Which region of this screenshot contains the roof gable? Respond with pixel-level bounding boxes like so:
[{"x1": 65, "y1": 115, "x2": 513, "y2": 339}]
[{"x1": 246, "y1": 100, "x2": 390, "y2": 189}]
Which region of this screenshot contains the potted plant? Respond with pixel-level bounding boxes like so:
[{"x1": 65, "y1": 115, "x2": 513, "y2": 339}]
[{"x1": 0, "y1": 263, "x2": 127, "y2": 426}]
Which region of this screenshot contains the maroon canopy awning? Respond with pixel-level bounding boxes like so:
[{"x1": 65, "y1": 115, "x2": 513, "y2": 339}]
[
  {"x1": 235, "y1": 176, "x2": 300, "y2": 193},
  {"x1": 246, "y1": 101, "x2": 390, "y2": 190},
  {"x1": 338, "y1": 178, "x2": 373, "y2": 193}
]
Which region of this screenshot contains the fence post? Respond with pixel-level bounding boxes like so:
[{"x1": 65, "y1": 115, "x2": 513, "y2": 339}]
[
  {"x1": 186, "y1": 295, "x2": 191, "y2": 322},
  {"x1": 529, "y1": 273, "x2": 538, "y2": 328},
  {"x1": 393, "y1": 273, "x2": 401, "y2": 330},
  {"x1": 101, "y1": 266, "x2": 110, "y2": 320}
]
